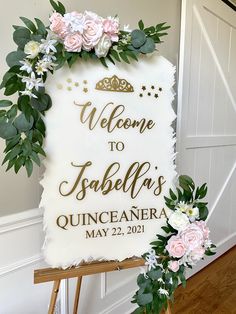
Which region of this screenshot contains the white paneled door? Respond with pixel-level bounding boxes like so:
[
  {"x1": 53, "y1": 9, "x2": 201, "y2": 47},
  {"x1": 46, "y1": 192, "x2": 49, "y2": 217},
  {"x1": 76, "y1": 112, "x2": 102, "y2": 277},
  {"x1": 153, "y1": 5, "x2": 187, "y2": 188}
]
[{"x1": 177, "y1": 0, "x2": 236, "y2": 272}]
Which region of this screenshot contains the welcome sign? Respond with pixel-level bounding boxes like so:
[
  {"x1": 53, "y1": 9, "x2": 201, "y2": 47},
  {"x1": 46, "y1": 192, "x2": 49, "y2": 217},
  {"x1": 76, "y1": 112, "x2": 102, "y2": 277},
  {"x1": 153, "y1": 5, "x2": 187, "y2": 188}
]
[{"x1": 40, "y1": 53, "x2": 176, "y2": 268}]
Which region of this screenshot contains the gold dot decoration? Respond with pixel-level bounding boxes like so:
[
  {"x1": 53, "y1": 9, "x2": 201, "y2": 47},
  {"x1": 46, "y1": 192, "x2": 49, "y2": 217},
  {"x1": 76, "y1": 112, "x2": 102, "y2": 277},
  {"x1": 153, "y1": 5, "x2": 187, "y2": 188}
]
[
  {"x1": 139, "y1": 84, "x2": 163, "y2": 99},
  {"x1": 59, "y1": 78, "x2": 90, "y2": 93},
  {"x1": 56, "y1": 83, "x2": 63, "y2": 90}
]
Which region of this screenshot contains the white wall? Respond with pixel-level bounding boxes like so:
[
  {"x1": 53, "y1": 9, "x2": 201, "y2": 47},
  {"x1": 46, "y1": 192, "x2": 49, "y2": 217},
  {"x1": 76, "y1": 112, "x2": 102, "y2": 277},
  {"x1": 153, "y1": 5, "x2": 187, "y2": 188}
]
[
  {"x1": 0, "y1": 1, "x2": 181, "y2": 313},
  {"x1": 0, "y1": 0, "x2": 181, "y2": 216}
]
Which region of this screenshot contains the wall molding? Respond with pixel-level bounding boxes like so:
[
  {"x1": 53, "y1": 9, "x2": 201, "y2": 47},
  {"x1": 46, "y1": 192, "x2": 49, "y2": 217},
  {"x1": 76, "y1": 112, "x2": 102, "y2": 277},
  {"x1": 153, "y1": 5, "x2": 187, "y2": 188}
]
[
  {"x1": 0, "y1": 207, "x2": 43, "y2": 234},
  {"x1": 99, "y1": 291, "x2": 134, "y2": 314},
  {"x1": 0, "y1": 253, "x2": 43, "y2": 277}
]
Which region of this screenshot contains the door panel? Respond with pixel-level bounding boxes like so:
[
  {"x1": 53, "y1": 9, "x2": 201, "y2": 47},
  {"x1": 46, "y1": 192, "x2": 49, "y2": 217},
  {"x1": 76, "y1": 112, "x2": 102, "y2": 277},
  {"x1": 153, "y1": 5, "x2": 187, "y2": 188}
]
[{"x1": 177, "y1": 0, "x2": 236, "y2": 273}]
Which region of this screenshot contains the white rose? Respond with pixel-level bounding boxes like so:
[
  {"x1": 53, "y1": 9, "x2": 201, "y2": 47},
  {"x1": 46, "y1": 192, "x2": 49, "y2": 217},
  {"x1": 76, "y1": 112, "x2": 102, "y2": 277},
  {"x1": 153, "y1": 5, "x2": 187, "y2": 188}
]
[
  {"x1": 95, "y1": 34, "x2": 112, "y2": 58},
  {"x1": 24, "y1": 41, "x2": 41, "y2": 59},
  {"x1": 168, "y1": 210, "x2": 190, "y2": 231}
]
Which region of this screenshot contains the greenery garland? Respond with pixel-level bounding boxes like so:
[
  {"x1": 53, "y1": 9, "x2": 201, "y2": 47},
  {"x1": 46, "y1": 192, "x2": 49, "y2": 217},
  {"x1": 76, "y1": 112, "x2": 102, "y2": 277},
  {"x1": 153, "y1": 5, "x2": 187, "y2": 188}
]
[
  {"x1": 132, "y1": 175, "x2": 216, "y2": 314},
  {"x1": 0, "y1": 0, "x2": 170, "y2": 176}
]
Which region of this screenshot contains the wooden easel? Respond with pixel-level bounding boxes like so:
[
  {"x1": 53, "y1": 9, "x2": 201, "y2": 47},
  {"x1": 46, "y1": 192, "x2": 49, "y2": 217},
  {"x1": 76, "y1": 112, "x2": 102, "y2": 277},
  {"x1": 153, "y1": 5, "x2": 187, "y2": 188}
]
[{"x1": 34, "y1": 258, "x2": 171, "y2": 314}]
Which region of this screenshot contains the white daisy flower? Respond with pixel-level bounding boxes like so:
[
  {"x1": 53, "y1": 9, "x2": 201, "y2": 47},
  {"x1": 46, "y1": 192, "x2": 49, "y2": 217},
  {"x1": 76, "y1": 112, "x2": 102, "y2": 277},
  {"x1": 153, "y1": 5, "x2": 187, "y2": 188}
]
[
  {"x1": 158, "y1": 288, "x2": 169, "y2": 296},
  {"x1": 204, "y1": 239, "x2": 212, "y2": 249},
  {"x1": 19, "y1": 60, "x2": 33, "y2": 74},
  {"x1": 158, "y1": 278, "x2": 164, "y2": 284},
  {"x1": 21, "y1": 72, "x2": 44, "y2": 91},
  {"x1": 40, "y1": 38, "x2": 57, "y2": 54},
  {"x1": 20, "y1": 89, "x2": 37, "y2": 98},
  {"x1": 36, "y1": 60, "x2": 48, "y2": 75},
  {"x1": 145, "y1": 249, "x2": 158, "y2": 271}
]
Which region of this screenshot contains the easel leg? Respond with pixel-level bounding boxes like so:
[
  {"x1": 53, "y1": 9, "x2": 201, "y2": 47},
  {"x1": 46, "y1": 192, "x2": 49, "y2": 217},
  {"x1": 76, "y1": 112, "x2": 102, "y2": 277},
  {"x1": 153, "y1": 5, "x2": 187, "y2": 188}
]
[
  {"x1": 48, "y1": 280, "x2": 61, "y2": 314},
  {"x1": 165, "y1": 301, "x2": 172, "y2": 314},
  {"x1": 73, "y1": 277, "x2": 83, "y2": 314}
]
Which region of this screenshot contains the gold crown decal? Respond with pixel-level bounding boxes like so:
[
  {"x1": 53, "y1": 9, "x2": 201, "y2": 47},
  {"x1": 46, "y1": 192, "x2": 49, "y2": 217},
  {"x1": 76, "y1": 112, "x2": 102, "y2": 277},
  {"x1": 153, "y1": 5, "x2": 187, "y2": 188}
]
[{"x1": 95, "y1": 75, "x2": 134, "y2": 93}]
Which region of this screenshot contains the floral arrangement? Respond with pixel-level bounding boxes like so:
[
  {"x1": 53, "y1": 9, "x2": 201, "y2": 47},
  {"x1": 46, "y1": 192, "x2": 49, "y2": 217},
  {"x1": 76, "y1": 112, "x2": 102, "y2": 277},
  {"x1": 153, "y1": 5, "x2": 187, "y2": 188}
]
[
  {"x1": 0, "y1": 0, "x2": 170, "y2": 176},
  {"x1": 132, "y1": 175, "x2": 216, "y2": 314}
]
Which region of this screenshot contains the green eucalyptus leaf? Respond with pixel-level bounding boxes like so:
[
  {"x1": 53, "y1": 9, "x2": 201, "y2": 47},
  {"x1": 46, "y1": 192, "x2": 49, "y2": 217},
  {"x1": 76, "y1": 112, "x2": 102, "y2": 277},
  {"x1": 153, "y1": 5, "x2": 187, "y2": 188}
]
[
  {"x1": 6, "y1": 158, "x2": 17, "y2": 171},
  {"x1": 30, "y1": 94, "x2": 52, "y2": 112},
  {"x1": 31, "y1": 151, "x2": 41, "y2": 166},
  {"x1": 34, "y1": 18, "x2": 47, "y2": 36},
  {"x1": 22, "y1": 139, "x2": 32, "y2": 156},
  {"x1": 0, "y1": 122, "x2": 18, "y2": 139},
  {"x1": 14, "y1": 113, "x2": 34, "y2": 132},
  {"x1": 120, "y1": 52, "x2": 130, "y2": 64},
  {"x1": 137, "y1": 293, "x2": 153, "y2": 306},
  {"x1": 99, "y1": 57, "x2": 108, "y2": 68},
  {"x1": 7, "y1": 105, "x2": 18, "y2": 121},
  {"x1": 0, "y1": 100, "x2": 12, "y2": 108},
  {"x1": 50, "y1": 0, "x2": 66, "y2": 15},
  {"x1": 14, "y1": 155, "x2": 25, "y2": 173},
  {"x1": 109, "y1": 49, "x2": 121, "y2": 62},
  {"x1": 4, "y1": 134, "x2": 21, "y2": 153},
  {"x1": 25, "y1": 158, "x2": 33, "y2": 177},
  {"x1": 139, "y1": 38, "x2": 155, "y2": 54},
  {"x1": 138, "y1": 20, "x2": 144, "y2": 30},
  {"x1": 20, "y1": 17, "x2": 37, "y2": 33},
  {"x1": 31, "y1": 34, "x2": 43, "y2": 42},
  {"x1": 6, "y1": 51, "x2": 26, "y2": 67},
  {"x1": 0, "y1": 72, "x2": 15, "y2": 89},
  {"x1": 13, "y1": 27, "x2": 31, "y2": 49},
  {"x1": 148, "y1": 268, "x2": 162, "y2": 280},
  {"x1": 131, "y1": 29, "x2": 146, "y2": 48},
  {"x1": 4, "y1": 83, "x2": 19, "y2": 96}
]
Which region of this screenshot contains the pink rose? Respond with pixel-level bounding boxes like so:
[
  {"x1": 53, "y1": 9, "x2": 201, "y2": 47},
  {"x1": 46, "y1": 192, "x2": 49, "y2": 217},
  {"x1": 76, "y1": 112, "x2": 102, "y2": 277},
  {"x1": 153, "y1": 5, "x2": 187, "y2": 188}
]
[
  {"x1": 168, "y1": 260, "x2": 179, "y2": 272},
  {"x1": 64, "y1": 33, "x2": 83, "y2": 52},
  {"x1": 189, "y1": 246, "x2": 205, "y2": 264},
  {"x1": 180, "y1": 223, "x2": 204, "y2": 250},
  {"x1": 82, "y1": 11, "x2": 103, "y2": 51},
  {"x1": 166, "y1": 236, "x2": 186, "y2": 258},
  {"x1": 195, "y1": 221, "x2": 210, "y2": 239},
  {"x1": 49, "y1": 13, "x2": 68, "y2": 38},
  {"x1": 103, "y1": 17, "x2": 119, "y2": 42}
]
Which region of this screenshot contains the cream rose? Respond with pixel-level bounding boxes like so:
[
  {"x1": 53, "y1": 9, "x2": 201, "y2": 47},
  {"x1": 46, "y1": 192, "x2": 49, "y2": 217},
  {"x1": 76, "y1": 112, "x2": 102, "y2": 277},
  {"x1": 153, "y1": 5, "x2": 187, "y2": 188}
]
[
  {"x1": 24, "y1": 41, "x2": 41, "y2": 59},
  {"x1": 166, "y1": 236, "x2": 186, "y2": 258},
  {"x1": 95, "y1": 34, "x2": 112, "y2": 58},
  {"x1": 64, "y1": 33, "x2": 83, "y2": 52},
  {"x1": 49, "y1": 12, "x2": 68, "y2": 38},
  {"x1": 82, "y1": 11, "x2": 103, "y2": 51},
  {"x1": 168, "y1": 260, "x2": 179, "y2": 272},
  {"x1": 180, "y1": 223, "x2": 204, "y2": 250},
  {"x1": 168, "y1": 210, "x2": 190, "y2": 231}
]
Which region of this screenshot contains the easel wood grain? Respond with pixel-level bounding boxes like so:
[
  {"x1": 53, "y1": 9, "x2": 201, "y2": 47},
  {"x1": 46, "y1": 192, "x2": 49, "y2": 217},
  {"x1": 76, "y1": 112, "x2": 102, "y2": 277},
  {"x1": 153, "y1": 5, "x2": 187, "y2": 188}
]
[{"x1": 34, "y1": 258, "x2": 171, "y2": 314}]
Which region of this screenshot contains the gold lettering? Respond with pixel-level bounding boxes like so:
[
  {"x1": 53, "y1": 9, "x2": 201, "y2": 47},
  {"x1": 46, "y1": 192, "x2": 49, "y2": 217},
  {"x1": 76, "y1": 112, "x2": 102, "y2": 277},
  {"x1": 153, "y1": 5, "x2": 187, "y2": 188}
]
[{"x1": 74, "y1": 101, "x2": 155, "y2": 134}]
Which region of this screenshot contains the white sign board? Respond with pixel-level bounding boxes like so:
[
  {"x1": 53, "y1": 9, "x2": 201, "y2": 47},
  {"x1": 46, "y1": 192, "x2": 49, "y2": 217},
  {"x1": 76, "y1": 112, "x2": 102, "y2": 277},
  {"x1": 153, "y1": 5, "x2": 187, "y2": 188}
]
[{"x1": 40, "y1": 53, "x2": 176, "y2": 268}]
